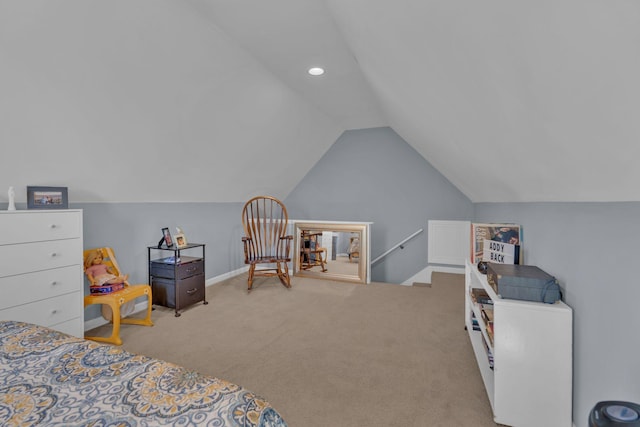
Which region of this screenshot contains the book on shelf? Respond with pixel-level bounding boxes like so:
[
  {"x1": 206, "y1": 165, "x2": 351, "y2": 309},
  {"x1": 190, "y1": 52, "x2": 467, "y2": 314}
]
[
  {"x1": 481, "y1": 332, "x2": 494, "y2": 369},
  {"x1": 470, "y1": 311, "x2": 481, "y2": 331},
  {"x1": 486, "y1": 327, "x2": 494, "y2": 346},
  {"x1": 478, "y1": 303, "x2": 494, "y2": 312},
  {"x1": 486, "y1": 321, "x2": 494, "y2": 343},
  {"x1": 481, "y1": 307, "x2": 494, "y2": 324},
  {"x1": 481, "y1": 307, "x2": 494, "y2": 345},
  {"x1": 470, "y1": 288, "x2": 493, "y2": 305},
  {"x1": 486, "y1": 321, "x2": 494, "y2": 334}
]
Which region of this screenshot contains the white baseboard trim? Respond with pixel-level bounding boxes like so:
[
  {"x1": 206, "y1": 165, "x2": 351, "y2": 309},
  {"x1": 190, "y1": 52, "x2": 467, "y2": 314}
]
[
  {"x1": 206, "y1": 265, "x2": 248, "y2": 287},
  {"x1": 402, "y1": 265, "x2": 465, "y2": 286},
  {"x1": 84, "y1": 267, "x2": 249, "y2": 331}
]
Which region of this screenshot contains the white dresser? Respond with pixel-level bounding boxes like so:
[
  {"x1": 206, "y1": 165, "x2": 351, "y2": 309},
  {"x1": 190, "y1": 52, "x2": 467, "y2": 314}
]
[{"x1": 0, "y1": 209, "x2": 84, "y2": 337}]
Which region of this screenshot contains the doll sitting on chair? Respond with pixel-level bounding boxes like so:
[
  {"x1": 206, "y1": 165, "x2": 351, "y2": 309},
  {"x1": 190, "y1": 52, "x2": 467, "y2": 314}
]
[{"x1": 84, "y1": 249, "x2": 128, "y2": 286}]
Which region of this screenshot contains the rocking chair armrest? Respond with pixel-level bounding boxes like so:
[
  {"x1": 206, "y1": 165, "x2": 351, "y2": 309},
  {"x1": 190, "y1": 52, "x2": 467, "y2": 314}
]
[{"x1": 279, "y1": 235, "x2": 293, "y2": 258}]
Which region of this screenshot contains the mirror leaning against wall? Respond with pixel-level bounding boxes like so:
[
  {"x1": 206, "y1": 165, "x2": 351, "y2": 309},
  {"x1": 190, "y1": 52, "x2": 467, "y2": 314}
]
[{"x1": 291, "y1": 221, "x2": 371, "y2": 284}]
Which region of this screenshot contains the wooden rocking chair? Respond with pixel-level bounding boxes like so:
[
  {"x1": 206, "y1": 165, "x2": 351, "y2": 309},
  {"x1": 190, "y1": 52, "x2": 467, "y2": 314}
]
[{"x1": 241, "y1": 196, "x2": 293, "y2": 292}]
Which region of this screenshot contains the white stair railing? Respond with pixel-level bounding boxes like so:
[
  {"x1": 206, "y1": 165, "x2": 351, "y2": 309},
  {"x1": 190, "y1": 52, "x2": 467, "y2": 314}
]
[{"x1": 371, "y1": 228, "x2": 423, "y2": 265}]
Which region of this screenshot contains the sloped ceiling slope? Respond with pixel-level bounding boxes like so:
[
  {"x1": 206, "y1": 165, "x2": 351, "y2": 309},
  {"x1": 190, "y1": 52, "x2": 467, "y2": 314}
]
[
  {"x1": 326, "y1": 0, "x2": 640, "y2": 202},
  {"x1": 2, "y1": 1, "x2": 639, "y2": 203},
  {"x1": 188, "y1": 0, "x2": 387, "y2": 131},
  {"x1": 0, "y1": 1, "x2": 344, "y2": 203}
]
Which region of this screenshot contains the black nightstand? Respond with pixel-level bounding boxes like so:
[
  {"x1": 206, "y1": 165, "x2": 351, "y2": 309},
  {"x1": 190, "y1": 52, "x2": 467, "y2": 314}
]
[{"x1": 148, "y1": 243, "x2": 208, "y2": 317}]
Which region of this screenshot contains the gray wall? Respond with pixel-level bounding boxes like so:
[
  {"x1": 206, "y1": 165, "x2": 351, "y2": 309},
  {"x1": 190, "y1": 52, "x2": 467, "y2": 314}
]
[
  {"x1": 474, "y1": 202, "x2": 640, "y2": 427},
  {"x1": 76, "y1": 202, "x2": 244, "y2": 319},
  {"x1": 284, "y1": 127, "x2": 474, "y2": 283}
]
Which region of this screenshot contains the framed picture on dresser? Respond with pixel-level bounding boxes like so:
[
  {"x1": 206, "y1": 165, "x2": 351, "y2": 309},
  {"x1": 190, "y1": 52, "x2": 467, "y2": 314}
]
[{"x1": 27, "y1": 186, "x2": 68, "y2": 209}]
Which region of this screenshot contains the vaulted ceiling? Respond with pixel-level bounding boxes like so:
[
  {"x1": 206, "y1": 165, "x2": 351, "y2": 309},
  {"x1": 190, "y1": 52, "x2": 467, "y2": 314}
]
[{"x1": 2, "y1": 1, "x2": 639, "y2": 203}]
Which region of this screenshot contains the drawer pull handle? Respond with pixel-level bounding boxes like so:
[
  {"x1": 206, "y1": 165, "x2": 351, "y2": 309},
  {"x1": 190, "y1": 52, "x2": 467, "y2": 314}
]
[
  {"x1": 50, "y1": 224, "x2": 57, "y2": 229},
  {"x1": 186, "y1": 288, "x2": 198, "y2": 295},
  {"x1": 186, "y1": 267, "x2": 196, "y2": 273},
  {"x1": 51, "y1": 309, "x2": 58, "y2": 314},
  {"x1": 50, "y1": 252, "x2": 58, "y2": 257},
  {"x1": 51, "y1": 281, "x2": 58, "y2": 286}
]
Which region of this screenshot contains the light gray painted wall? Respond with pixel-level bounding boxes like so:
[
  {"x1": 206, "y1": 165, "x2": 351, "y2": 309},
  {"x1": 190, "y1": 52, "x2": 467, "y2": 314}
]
[
  {"x1": 76, "y1": 202, "x2": 245, "y2": 319},
  {"x1": 474, "y1": 202, "x2": 640, "y2": 427},
  {"x1": 284, "y1": 127, "x2": 474, "y2": 283}
]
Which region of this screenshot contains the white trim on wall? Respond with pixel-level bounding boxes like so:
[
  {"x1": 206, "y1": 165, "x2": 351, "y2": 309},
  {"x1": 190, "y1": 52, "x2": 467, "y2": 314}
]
[{"x1": 83, "y1": 266, "x2": 249, "y2": 331}]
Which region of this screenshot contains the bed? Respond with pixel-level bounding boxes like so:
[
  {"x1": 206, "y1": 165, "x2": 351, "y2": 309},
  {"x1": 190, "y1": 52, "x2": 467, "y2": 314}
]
[{"x1": 0, "y1": 320, "x2": 287, "y2": 426}]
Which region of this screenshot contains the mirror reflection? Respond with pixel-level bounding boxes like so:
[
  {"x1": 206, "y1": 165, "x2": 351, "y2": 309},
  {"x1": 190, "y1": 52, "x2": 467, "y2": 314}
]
[
  {"x1": 292, "y1": 221, "x2": 370, "y2": 284},
  {"x1": 300, "y1": 230, "x2": 359, "y2": 275}
]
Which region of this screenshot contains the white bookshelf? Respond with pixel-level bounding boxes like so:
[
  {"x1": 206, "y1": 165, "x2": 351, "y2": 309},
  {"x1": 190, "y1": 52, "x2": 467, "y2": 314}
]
[{"x1": 465, "y1": 260, "x2": 573, "y2": 427}]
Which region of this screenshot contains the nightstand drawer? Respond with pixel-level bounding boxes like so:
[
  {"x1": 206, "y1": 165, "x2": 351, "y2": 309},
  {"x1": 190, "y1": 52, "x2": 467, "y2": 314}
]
[
  {"x1": 149, "y1": 257, "x2": 204, "y2": 280},
  {"x1": 152, "y1": 274, "x2": 205, "y2": 310}
]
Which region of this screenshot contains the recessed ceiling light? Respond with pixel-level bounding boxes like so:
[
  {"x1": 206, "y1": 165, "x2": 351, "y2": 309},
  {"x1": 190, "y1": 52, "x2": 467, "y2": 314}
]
[{"x1": 308, "y1": 67, "x2": 325, "y2": 76}]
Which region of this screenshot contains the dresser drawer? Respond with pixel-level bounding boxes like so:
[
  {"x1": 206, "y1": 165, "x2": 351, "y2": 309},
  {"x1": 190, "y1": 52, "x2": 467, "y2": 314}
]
[
  {"x1": 0, "y1": 239, "x2": 82, "y2": 278},
  {"x1": 0, "y1": 210, "x2": 82, "y2": 245},
  {"x1": 0, "y1": 291, "x2": 83, "y2": 329},
  {"x1": 0, "y1": 265, "x2": 82, "y2": 310},
  {"x1": 150, "y1": 257, "x2": 204, "y2": 280},
  {"x1": 51, "y1": 317, "x2": 84, "y2": 338}
]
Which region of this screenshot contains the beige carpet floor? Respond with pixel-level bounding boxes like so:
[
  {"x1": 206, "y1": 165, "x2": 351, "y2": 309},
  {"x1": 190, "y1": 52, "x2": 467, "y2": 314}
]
[{"x1": 87, "y1": 272, "x2": 498, "y2": 427}]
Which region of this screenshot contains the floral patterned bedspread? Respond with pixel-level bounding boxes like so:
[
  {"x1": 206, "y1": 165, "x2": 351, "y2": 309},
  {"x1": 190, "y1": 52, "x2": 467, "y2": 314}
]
[{"x1": 0, "y1": 320, "x2": 287, "y2": 427}]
